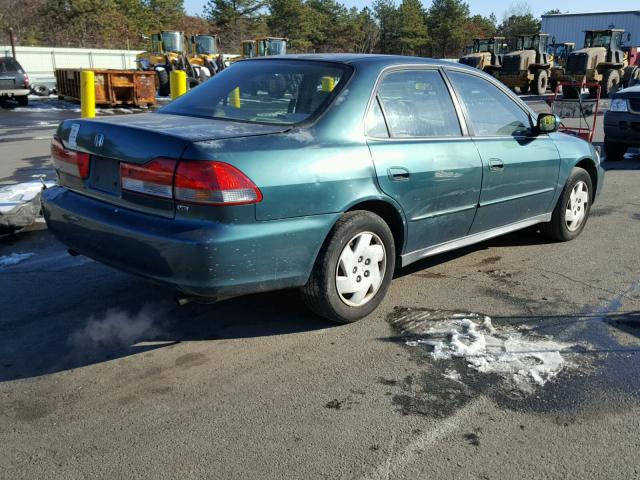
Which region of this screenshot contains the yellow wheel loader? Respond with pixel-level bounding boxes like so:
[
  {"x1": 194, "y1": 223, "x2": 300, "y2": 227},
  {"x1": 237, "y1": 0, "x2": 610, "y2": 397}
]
[
  {"x1": 557, "y1": 29, "x2": 637, "y2": 98},
  {"x1": 136, "y1": 31, "x2": 191, "y2": 96},
  {"x1": 186, "y1": 34, "x2": 225, "y2": 84},
  {"x1": 240, "y1": 37, "x2": 288, "y2": 59},
  {"x1": 495, "y1": 33, "x2": 552, "y2": 95},
  {"x1": 458, "y1": 37, "x2": 507, "y2": 76},
  {"x1": 548, "y1": 41, "x2": 575, "y2": 92}
]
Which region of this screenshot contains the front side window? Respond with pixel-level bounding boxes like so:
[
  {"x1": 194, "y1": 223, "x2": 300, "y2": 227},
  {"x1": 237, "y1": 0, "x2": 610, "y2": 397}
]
[
  {"x1": 161, "y1": 60, "x2": 351, "y2": 125},
  {"x1": 448, "y1": 71, "x2": 532, "y2": 137},
  {"x1": 375, "y1": 70, "x2": 461, "y2": 138}
]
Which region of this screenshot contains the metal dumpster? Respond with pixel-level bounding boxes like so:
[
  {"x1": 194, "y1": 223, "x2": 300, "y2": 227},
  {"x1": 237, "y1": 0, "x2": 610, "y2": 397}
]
[{"x1": 55, "y1": 69, "x2": 156, "y2": 107}]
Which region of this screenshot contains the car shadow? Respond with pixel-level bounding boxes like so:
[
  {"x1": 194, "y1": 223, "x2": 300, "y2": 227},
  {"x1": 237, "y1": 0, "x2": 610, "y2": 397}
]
[
  {"x1": 601, "y1": 150, "x2": 640, "y2": 170},
  {"x1": 0, "y1": 154, "x2": 54, "y2": 183},
  {"x1": 0, "y1": 230, "x2": 334, "y2": 382}
]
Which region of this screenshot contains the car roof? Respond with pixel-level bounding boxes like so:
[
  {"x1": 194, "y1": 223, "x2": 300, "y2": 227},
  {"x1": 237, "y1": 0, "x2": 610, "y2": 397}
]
[{"x1": 244, "y1": 53, "x2": 459, "y2": 69}]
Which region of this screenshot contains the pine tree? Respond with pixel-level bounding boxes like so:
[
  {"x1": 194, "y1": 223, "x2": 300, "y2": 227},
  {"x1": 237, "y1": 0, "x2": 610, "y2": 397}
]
[{"x1": 398, "y1": 0, "x2": 427, "y2": 55}]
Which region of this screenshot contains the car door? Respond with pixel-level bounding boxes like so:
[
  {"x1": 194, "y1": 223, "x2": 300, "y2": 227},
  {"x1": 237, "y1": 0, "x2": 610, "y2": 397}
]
[
  {"x1": 446, "y1": 69, "x2": 561, "y2": 233},
  {"x1": 366, "y1": 68, "x2": 483, "y2": 255}
]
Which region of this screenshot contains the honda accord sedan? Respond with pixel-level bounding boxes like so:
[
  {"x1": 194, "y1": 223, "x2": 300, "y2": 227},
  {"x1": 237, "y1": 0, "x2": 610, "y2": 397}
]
[{"x1": 43, "y1": 54, "x2": 604, "y2": 323}]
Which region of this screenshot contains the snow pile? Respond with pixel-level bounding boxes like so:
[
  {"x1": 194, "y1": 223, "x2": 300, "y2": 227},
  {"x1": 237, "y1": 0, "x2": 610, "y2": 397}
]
[
  {"x1": 0, "y1": 181, "x2": 54, "y2": 214},
  {"x1": 396, "y1": 310, "x2": 573, "y2": 391},
  {"x1": 0, "y1": 253, "x2": 35, "y2": 267}
]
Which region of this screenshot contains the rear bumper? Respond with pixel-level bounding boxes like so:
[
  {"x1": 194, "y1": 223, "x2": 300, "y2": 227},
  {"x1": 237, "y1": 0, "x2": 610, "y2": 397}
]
[
  {"x1": 604, "y1": 111, "x2": 640, "y2": 146},
  {"x1": 42, "y1": 187, "x2": 338, "y2": 297},
  {"x1": 0, "y1": 89, "x2": 29, "y2": 97}
]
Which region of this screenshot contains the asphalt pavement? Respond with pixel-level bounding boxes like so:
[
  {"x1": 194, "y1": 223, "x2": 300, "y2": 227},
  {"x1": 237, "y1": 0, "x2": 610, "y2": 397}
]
[{"x1": 1, "y1": 94, "x2": 640, "y2": 479}]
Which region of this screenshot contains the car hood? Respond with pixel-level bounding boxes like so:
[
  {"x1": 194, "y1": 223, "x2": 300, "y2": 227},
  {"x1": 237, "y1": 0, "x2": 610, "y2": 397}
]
[
  {"x1": 56, "y1": 112, "x2": 288, "y2": 164},
  {"x1": 612, "y1": 84, "x2": 640, "y2": 97}
]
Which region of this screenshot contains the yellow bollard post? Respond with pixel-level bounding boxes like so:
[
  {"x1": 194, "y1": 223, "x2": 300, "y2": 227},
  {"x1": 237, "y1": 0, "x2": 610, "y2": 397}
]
[
  {"x1": 80, "y1": 70, "x2": 95, "y2": 118},
  {"x1": 170, "y1": 70, "x2": 187, "y2": 99},
  {"x1": 230, "y1": 87, "x2": 241, "y2": 108},
  {"x1": 321, "y1": 76, "x2": 335, "y2": 92}
]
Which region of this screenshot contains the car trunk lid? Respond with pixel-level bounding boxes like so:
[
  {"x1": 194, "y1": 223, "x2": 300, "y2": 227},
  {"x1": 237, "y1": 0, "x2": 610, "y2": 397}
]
[{"x1": 55, "y1": 113, "x2": 287, "y2": 218}]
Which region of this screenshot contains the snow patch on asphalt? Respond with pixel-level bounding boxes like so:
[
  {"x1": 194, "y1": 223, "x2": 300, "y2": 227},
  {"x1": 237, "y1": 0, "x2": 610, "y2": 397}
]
[
  {"x1": 0, "y1": 181, "x2": 54, "y2": 213},
  {"x1": 0, "y1": 253, "x2": 35, "y2": 267},
  {"x1": 394, "y1": 310, "x2": 573, "y2": 392}
]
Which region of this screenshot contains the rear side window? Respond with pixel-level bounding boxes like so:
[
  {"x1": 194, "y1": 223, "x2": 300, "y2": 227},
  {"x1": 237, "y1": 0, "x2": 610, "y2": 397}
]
[
  {"x1": 447, "y1": 71, "x2": 532, "y2": 137},
  {"x1": 375, "y1": 70, "x2": 461, "y2": 138},
  {"x1": 0, "y1": 58, "x2": 22, "y2": 73},
  {"x1": 161, "y1": 60, "x2": 351, "y2": 125},
  {"x1": 365, "y1": 98, "x2": 389, "y2": 137}
]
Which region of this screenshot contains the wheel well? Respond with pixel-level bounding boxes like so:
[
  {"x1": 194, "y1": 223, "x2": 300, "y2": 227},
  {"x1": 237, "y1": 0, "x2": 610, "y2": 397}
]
[
  {"x1": 347, "y1": 201, "x2": 405, "y2": 254},
  {"x1": 575, "y1": 158, "x2": 598, "y2": 199}
]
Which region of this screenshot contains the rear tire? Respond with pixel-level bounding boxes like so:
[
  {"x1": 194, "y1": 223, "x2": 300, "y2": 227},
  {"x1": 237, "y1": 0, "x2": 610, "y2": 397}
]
[
  {"x1": 604, "y1": 139, "x2": 627, "y2": 161},
  {"x1": 301, "y1": 211, "x2": 395, "y2": 324},
  {"x1": 532, "y1": 69, "x2": 548, "y2": 95},
  {"x1": 16, "y1": 95, "x2": 28, "y2": 106},
  {"x1": 541, "y1": 167, "x2": 592, "y2": 242}
]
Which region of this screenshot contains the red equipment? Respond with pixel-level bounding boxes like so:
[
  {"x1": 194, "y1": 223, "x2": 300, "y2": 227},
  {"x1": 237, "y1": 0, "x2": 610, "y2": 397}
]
[{"x1": 548, "y1": 81, "x2": 601, "y2": 143}]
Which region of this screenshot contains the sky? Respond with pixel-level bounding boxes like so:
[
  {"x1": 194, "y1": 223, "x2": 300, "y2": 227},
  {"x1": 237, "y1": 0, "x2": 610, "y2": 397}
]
[{"x1": 184, "y1": 0, "x2": 637, "y2": 18}]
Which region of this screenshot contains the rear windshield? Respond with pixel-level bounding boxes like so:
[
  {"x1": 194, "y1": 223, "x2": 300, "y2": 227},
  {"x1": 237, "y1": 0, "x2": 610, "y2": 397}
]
[
  {"x1": 0, "y1": 57, "x2": 22, "y2": 73},
  {"x1": 160, "y1": 59, "x2": 352, "y2": 125}
]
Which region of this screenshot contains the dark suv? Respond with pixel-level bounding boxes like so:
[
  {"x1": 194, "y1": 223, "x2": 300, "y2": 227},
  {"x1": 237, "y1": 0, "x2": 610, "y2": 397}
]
[
  {"x1": 0, "y1": 57, "x2": 30, "y2": 106},
  {"x1": 604, "y1": 84, "x2": 640, "y2": 161}
]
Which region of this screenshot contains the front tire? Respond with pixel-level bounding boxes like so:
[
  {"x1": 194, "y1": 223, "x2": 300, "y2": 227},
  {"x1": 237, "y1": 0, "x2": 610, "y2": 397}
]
[
  {"x1": 532, "y1": 69, "x2": 548, "y2": 95},
  {"x1": 541, "y1": 167, "x2": 592, "y2": 242},
  {"x1": 156, "y1": 69, "x2": 170, "y2": 97},
  {"x1": 601, "y1": 69, "x2": 620, "y2": 98},
  {"x1": 301, "y1": 211, "x2": 395, "y2": 323}
]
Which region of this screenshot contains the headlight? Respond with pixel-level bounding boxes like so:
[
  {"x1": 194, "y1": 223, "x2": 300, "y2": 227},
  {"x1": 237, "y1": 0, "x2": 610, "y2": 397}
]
[{"x1": 610, "y1": 98, "x2": 628, "y2": 112}]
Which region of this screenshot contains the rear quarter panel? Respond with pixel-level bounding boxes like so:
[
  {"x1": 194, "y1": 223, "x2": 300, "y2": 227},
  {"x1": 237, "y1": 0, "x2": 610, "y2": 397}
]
[{"x1": 183, "y1": 131, "x2": 380, "y2": 221}]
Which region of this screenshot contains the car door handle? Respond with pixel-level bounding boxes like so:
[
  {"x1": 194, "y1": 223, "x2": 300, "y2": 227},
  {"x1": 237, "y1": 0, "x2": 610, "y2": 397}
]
[
  {"x1": 388, "y1": 167, "x2": 410, "y2": 181},
  {"x1": 489, "y1": 159, "x2": 504, "y2": 171}
]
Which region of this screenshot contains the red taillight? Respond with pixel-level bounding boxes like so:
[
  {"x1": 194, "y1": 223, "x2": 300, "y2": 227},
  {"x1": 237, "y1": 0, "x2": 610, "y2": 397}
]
[
  {"x1": 24, "y1": 73, "x2": 30, "y2": 88},
  {"x1": 120, "y1": 158, "x2": 176, "y2": 199},
  {"x1": 174, "y1": 161, "x2": 262, "y2": 205},
  {"x1": 51, "y1": 137, "x2": 90, "y2": 179}
]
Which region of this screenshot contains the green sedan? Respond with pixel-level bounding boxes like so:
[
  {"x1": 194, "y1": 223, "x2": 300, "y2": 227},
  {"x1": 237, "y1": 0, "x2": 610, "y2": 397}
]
[{"x1": 42, "y1": 54, "x2": 604, "y2": 323}]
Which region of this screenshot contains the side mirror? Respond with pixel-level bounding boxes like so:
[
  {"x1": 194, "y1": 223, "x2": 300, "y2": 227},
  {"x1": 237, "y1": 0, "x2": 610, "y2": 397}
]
[{"x1": 537, "y1": 113, "x2": 560, "y2": 133}]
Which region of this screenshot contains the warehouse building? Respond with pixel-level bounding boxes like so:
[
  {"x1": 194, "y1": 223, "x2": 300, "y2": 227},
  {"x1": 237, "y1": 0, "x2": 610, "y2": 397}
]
[{"x1": 541, "y1": 10, "x2": 640, "y2": 47}]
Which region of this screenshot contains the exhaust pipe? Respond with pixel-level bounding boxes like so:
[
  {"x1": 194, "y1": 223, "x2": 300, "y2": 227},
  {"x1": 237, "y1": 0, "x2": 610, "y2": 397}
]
[{"x1": 175, "y1": 295, "x2": 218, "y2": 306}]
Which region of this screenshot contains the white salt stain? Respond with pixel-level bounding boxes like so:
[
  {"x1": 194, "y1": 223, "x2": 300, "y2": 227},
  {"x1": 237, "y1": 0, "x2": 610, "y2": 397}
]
[
  {"x1": 397, "y1": 311, "x2": 573, "y2": 392},
  {"x1": 0, "y1": 253, "x2": 35, "y2": 267}
]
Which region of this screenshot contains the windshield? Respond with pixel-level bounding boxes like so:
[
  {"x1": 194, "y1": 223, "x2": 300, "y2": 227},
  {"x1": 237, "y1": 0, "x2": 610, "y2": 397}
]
[
  {"x1": 160, "y1": 60, "x2": 351, "y2": 125},
  {"x1": 517, "y1": 36, "x2": 534, "y2": 50},
  {"x1": 162, "y1": 32, "x2": 183, "y2": 53},
  {"x1": 474, "y1": 40, "x2": 490, "y2": 53},
  {"x1": 585, "y1": 31, "x2": 620, "y2": 48},
  {"x1": 242, "y1": 41, "x2": 255, "y2": 57},
  {"x1": 195, "y1": 36, "x2": 216, "y2": 55},
  {"x1": 0, "y1": 57, "x2": 22, "y2": 73},
  {"x1": 259, "y1": 39, "x2": 287, "y2": 56}
]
